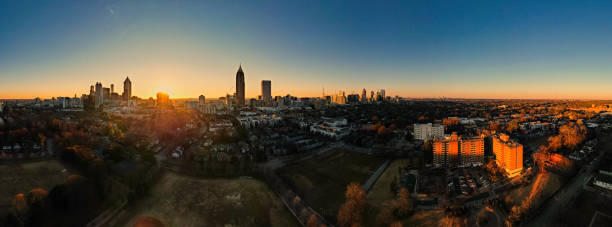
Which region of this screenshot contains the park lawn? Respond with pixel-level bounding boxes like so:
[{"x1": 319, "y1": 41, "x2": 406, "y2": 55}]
[
  {"x1": 278, "y1": 149, "x2": 385, "y2": 221},
  {"x1": 507, "y1": 172, "x2": 563, "y2": 208},
  {"x1": 0, "y1": 160, "x2": 71, "y2": 214},
  {"x1": 123, "y1": 172, "x2": 298, "y2": 227},
  {"x1": 364, "y1": 159, "x2": 409, "y2": 225}
]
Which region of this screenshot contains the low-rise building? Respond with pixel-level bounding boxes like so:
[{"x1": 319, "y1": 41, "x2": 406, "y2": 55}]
[
  {"x1": 594, "y1": 170, "x2": 612, "y2": 191},
  {"x1": 310, "y1": 118, "x2": 350, "y2": 139}
]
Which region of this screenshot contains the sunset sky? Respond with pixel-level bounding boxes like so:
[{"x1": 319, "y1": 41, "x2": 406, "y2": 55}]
[{"x1": 3, "y1": 0, "x2": 612, "y2": 99}]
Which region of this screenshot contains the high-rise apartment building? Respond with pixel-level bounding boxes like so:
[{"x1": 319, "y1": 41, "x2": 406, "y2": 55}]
[
  {"x1": 261, "y1": 80, "x2": 272, "y2": 106},
  {"x1": 492, "y1": 134, "x2": 523, "y2": 177},
  {"x1": 433, "y1": 133, "x2": 484, "y2": 168},
  {"x1": 235, "y1": 65, "x2": 245, "y2": 107},
  {"x1": 413, "y1": 123, "x2": 445, "y2": 141}
]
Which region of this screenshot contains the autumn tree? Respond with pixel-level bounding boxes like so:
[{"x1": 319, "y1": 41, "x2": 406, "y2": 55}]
[
  {"x1": 506, "y1": 120, "x2": 519, "y2": 134},
  {"x1": 376, "y1": 203, "x2": 396, "y2": 225},
  {"x1": 11, "y1": 193, "x2": 28, "y2": 220},
  {"x1": 337, "y1": 182, "x2": 366, "y2": 227},
  {"x1": 558, "y1": 122, "x2": 587, "y2": 149},
  {"x1": 390, "y1": 221, "x2": 403, "y2": 227},
  {"x1": 393, "y1": 188, "x2": 413, "y2": 218},
  {"x1": 307, "y1": 214, "x2": 319, "y2": 227}
]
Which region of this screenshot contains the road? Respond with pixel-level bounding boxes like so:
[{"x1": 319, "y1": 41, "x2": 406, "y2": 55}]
[{"x1": 526, "y1": 150, "x2": 604, "y2": 227}]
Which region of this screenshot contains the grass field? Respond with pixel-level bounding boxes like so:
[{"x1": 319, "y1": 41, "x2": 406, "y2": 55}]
[
  {"x1": 123, "y1": 172, "x2": 299, "y2": 227},
  {"x1": 278, "y1": 149, "x2": 385, "y2": 221},
  {"x1": 0, "y1": 160, "x2": 70, "y2": 214},
  {"x1": 364, "y1": 159, "x2": 409, "y2": 225},
  {"x1": 506, "y1": 172, "x2": 563, "y2": 209}
]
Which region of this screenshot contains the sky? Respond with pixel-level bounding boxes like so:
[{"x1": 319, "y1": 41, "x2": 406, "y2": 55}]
[{"x1": 2, "y1": 0, "x2": 612, "y2": 99}]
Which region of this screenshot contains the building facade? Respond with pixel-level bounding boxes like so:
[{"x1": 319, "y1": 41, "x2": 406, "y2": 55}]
[
  {"x1": 492, "y1": 134, "x2": 523, "y2": 177},
  {"x1": 123, "y1": 77, "x2": 132, "y2": 101},
  {"x1": 235, "y1": 65, "x2": 245, "y2": 107},
  {"x1": 433, "y1": 133, "x2": 484, "y2": 168},
  {"x1": 95, "y1": 82, "x2": 103, "y2": 108},
  {"x1": 413, "y1": 123, "x2": 445, "y2": 141},
  {"x1": 261, "y1": 80, "x2": 272, "y2": 106},
  {"x1": 361, "y1": 89, "x2": 367, "y2": 102},
  {"x1": 199, "y1": 95, "x2": 205, "y2": 106},
  {"x1": 156, "y1": 92, "x2": 170, "y2": 107}
]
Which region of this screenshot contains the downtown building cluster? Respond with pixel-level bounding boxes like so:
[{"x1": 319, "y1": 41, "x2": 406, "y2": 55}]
[{"x1": 87, "y1": 77, "x2": 132, "y2": 108}]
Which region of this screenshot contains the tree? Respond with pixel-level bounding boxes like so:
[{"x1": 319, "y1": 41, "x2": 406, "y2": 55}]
[
  {"x1": 393, "y1": 188, "x2": 413, "y2": 218},
  {"x1": 307, "y1": 214, "x2": 319, "y2": 227},
  {"x1": 338, "y1": 182, "x2": 366, "y2": 227},
  {"x1": 506, "y1": 120, "x2": 519, "y2": 134},
  {"x1": 11, "y1": 193, "x2": 28, "y2": 219},
  {"x1": 390, "y1": 221, "x2": 403, "y2": 227},
  {"x1": 376, "y1": 203, "x2": 395, "y2": 225}
]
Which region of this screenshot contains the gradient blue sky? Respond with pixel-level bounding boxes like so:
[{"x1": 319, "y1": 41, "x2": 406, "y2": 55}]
[{"x1": 2, "y1": 0, "x2": 612, "y2": 99}]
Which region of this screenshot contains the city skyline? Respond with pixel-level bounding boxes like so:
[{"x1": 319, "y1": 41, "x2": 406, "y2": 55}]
[{"x1": 5, "y1": 1, "x2": 612, "y2": 99}]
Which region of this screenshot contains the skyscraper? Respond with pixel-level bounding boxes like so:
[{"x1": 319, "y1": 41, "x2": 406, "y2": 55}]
[
  {"x1": 199, "y1": 95, "x2": 205, "y2": 106},
  {"x1": 235, "y1": 65, "x2": 245, "y2": 107},
  {"x1": 261, "y1": 80, "x2": 272, "y2": 106},
  {"x1": 123, "y1": 77, "x2": 132, "y2": 101},
  {"x1": 156, "y1": 92, "x2": 170, "y2": 107},
  {"x1": 110, "y1": 84, "x2": 114, "y2": 94},
  {"x1": 361, "y1": 89, "x2": 367, "y2": 102},
  {"x1": 95, "y1": 82, "x2": 103, "y2": 108}
]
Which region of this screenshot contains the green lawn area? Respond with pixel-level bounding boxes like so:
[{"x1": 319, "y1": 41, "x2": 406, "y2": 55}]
[
  {"x1": 123, "y1": 172, "x2": 299, "y2": 227},
  {"x1": 278, "y1": 149, "x2": 385, "y2": 221},
  {"x1": 364, "y1": 159, "x2": 409, "y2": 225}
]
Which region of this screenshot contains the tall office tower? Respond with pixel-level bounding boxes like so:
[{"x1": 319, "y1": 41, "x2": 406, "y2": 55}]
[
  {"x1": 156, "y1": 92, "x2": 170, "y2": 107},
  {"x1": 89, "y1": 85, "x2": 94, "y2": 96},
  {"x1": 361, "y1": 89, "x2": 367, "y2": 102},
  {"x1": 492, "y1": 134, "x2": 524, "y2": 177},
  {"x1": 95, "y1": 82, "x2": 103, "y2": 108},
  {"x1": 370, "y1": 90, "x2": 375, "y2": 102},
  {"x1": 433, "y1": 133, "x2": 484, "y2": 168},
  {"x1": 123, "y1": 77, "x2": 132, "y2": 101},
  {"x1": 199, "y1": 95, "x2": 205, "y2": 105},
  {"x1": 235, "y1": 65, "x2": 245, "y2": 107},
  {"x1": 380, "y1": 89, "x2": 386, "y2": 100},
  {"x1": 110, "y1": 84, "x2": 114, "y2": 94},
  {"x1": 103, "y1": 87, "x2": 110, "y2": 101},
  {"x1": 261, "y1": 80, "x2": 272, "y2": 106}
]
